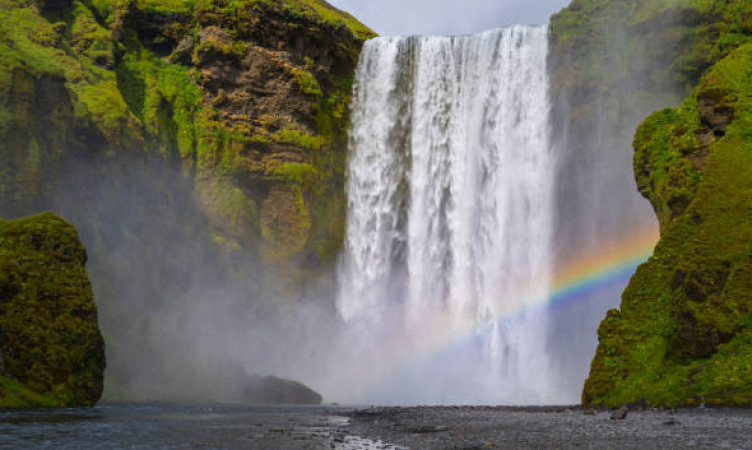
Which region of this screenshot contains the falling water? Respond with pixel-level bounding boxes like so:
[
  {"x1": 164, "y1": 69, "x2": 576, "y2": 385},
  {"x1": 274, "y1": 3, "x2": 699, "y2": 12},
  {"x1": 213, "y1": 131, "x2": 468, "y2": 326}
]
[{"x1": 337, "y1": 26, "x2": 558, "y2": 404}]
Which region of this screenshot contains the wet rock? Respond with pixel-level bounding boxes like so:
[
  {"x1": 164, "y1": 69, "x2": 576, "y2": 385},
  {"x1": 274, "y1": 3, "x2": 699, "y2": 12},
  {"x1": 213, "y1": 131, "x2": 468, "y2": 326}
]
[{"x1": 611, "y1": 407, "x2": 628, "y2": 420}]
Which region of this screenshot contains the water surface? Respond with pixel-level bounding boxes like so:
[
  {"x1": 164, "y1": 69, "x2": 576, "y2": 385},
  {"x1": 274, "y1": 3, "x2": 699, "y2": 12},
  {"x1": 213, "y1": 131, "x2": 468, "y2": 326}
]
[{"x1": 0, "y1": 403, "x2": 398, "y2": 449}]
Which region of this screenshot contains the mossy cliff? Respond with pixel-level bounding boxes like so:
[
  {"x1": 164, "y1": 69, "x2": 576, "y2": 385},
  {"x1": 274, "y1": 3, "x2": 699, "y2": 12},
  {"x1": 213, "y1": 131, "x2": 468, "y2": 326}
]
[
  {"x1": 545, "y1": 0, "x2": 752, "y2": 393},
  {"x1": 554, "y1": 0, "x2": 752, "y2": 407},
  {"x1": 549, "y1": 0, "x2": 752, "y2": 267},
  {"x1": 0, "y1": 0, "x2": 373, "y2": 275},
  {"x1": 0, "y1": 0, "x2": 373, "y2": 397},
  {"x1": 0, "y1": 213, "x2": 105, "y2": 407}
]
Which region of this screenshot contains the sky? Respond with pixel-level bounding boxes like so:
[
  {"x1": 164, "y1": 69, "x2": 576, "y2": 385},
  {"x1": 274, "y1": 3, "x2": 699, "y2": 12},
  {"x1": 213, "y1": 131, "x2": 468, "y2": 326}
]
[{"x1": 327, "y1": 0, "x2": 572, "y2": 36}]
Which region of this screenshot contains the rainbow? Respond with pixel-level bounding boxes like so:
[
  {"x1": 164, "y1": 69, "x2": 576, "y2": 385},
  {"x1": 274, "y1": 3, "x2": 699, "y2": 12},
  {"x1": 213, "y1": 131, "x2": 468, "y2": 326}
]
[
  {"x1": 549, "y1": 226, "x2": 660, "y2": 311},
  {"x1": 345, "y1": 226, "x2": 660, "y2": 403}
]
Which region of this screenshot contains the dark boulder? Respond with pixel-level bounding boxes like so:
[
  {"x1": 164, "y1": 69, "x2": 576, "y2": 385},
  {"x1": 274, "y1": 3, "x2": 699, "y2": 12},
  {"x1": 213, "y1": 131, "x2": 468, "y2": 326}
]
[{"x1": 243, "y1": 375, "x2": 323, "y2": 405}]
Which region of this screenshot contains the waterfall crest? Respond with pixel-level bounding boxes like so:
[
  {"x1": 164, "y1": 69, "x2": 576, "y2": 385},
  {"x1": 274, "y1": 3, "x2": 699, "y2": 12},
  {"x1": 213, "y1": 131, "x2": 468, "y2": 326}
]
[{"x1": 337, "y1": 26, "x2": 559, "y2": 404}]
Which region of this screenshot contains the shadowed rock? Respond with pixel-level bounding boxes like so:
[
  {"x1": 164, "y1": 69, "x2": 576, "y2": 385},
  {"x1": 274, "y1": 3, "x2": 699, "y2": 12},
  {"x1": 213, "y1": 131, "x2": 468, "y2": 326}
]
[{"x1": 243, "y1": 375, "x2": 323, "y2": 405}]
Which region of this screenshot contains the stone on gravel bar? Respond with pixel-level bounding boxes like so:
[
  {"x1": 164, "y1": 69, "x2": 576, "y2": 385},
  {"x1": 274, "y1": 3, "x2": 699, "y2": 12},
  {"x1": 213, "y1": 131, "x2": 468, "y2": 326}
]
[{"x1": 611, "y1": 407, "x2": 628, "y2": 420}]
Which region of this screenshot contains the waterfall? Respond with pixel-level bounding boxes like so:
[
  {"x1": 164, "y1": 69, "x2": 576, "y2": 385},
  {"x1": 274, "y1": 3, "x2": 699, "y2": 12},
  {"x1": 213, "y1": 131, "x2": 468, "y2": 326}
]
[{"x1": 337, "y1": 26, "x2": 559, "y2": 404}]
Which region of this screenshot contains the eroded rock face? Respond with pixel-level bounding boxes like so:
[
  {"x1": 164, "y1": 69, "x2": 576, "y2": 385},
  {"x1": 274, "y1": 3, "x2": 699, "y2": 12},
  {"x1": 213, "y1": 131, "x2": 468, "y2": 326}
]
[{"x1": 0, "y1": 213, "x2": 105, "y2": 407}]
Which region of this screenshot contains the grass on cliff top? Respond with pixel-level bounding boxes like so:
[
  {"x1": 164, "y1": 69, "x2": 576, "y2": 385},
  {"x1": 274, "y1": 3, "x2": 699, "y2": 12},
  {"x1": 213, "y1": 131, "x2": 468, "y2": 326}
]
[
  {"x1": 284, "y1": 0, "x2": 375, "y2": 40},
  {"x1": 130, "y1": 0, "x2": 375, "y2": 40}
]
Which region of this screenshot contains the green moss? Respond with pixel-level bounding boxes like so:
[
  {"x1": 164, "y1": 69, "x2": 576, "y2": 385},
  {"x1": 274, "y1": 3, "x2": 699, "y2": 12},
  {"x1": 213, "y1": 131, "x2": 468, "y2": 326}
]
[
  {"x1": 282, "y1": 0, "x2": 375, "y2": 40},
  {"x1": 0, "y1": 376, "x2": 61, "y2": 408},
  {"x1": 117, "y1": 38, "x2": 202, "y2": 158},
  {"x1": 0, "y1": 0, "x2": 138, "y2": 144},
  {"x1": 550, "y1": 0, "x2": 752, "y2": 102},
  {"x1": 198, "y1": 178, "x2": 259, "y2": 245},
  {"x1": 68, "y1": 2, "x2": 117, "y2": 66},
  {"x1": 259, "y1": 182, "x2": 312, "y2": 265},
  {"x1": 125, "y1": 0, "x2": 375, "y2": 40},
  {"x1": 192, "y1": 29, "x2": 248, "y2": 64},
  {"x1": 584, "y1": 43, "x2": 752, "y2": 407},
  {"x1": 266, "y1": 161, "x2": 314, "y2": 183},
  {"x1": 0, "y1": 2, "x2": 69, "y2": 78},
  {"x1": 273, "y1": 128, "x2": 326, "y2": 150},
  {"x1": 133, "y1": 0, "x2": 199, "y2": 14},
  {"x1": 0, "y1": 213, "x2": 105, "y2": 408},
  {"x1": 291, "y1": 68, "x2": 323, "y2": 98}
]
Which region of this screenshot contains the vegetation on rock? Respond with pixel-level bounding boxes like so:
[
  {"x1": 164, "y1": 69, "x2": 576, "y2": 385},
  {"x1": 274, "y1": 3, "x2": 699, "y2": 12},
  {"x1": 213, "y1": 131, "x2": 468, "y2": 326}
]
[
  {"x1": 0, "y1": 0, "x2": 373, "y2": 273},
  {"x1": 0, "y1": 213, "x2": 105, "y2": 407},
  {"x1": 569, "y1": 0, "x2": 752, "y2": 407}
]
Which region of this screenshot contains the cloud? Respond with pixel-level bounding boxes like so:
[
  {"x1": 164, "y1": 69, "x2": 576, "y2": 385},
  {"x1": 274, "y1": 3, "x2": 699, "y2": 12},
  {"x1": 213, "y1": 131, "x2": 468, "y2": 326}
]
[{"x1": 328, "y1": 0, "x2": 571, "y2": 36}]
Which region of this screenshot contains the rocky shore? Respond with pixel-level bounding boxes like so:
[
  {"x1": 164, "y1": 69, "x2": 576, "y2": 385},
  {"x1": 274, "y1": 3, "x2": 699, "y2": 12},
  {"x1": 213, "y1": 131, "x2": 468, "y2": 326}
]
[
  {"x1": 3, "y1": 403, "x2": 752, "y2": 449},
  {"x1": 345, "y1": 406, "x2": 752, "y2": 449}
]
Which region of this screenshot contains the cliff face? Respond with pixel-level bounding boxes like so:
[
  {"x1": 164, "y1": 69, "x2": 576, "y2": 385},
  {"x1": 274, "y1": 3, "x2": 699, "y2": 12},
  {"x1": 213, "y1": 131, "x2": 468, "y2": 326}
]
[
  {"x1": 0, "y1": 0, "x2": 373, "y2": 398},
  {"x1": 0, "y1": 0, "x2": 372, "y2": 273},
  {"x1": 0, "y1": 213, "x2": 105, "y2": 407},
  {"x1": 548, "y1": 0, "x2": 752, "y2": 268},
  {"x1": 557, "y1": 0, "x2": 752, "y2": 407},
  {"x1": 585, "y1": 43, "x2": 752, "y2": 408},
  {"x1": 546, "y1": 0, "x2": 707, "y2": 392}
]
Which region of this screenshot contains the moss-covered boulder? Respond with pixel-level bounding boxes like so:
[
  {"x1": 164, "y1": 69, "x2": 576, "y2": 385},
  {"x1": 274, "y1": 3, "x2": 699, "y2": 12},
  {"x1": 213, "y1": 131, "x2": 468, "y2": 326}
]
[
  {"x1": 584, "y1": 41, "x2": 752, "y2": 408},
  {"x1": 0, "y1": 213, "x2": 105, "y2": 407}
]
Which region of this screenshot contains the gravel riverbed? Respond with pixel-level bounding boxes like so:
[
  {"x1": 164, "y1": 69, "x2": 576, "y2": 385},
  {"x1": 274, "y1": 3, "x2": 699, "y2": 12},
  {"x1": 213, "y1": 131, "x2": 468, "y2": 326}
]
[
  {"x1": 344, "y1": 406, "x2": 752, "y2": 449},
  {"x1": 3, "y1": 403, "x2": 752, "y2": 449}
]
